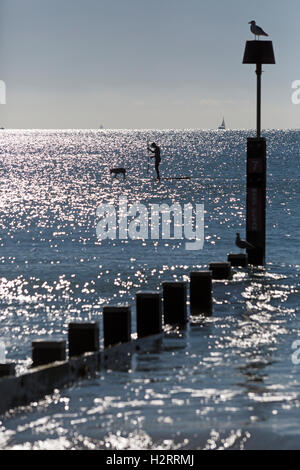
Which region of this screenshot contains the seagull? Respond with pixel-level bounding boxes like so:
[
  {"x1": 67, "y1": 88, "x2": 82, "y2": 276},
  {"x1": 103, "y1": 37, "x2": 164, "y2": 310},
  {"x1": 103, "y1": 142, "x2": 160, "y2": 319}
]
[
  {"x1": 249, "y1": 20, "x2": 269, "y2": 40},
  {"x1": 235, "y1": 233, "x2": 255, "y2": 251}
]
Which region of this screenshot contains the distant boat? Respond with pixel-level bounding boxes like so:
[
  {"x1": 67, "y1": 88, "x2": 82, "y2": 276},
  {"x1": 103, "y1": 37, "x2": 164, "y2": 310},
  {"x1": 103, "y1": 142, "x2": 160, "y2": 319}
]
[
  {"x1": 218, "y1": 118, "x2": 226, "y2": 130},
  {"x1": 99, "y1": 125, "x2": 104, "y2": 130}
]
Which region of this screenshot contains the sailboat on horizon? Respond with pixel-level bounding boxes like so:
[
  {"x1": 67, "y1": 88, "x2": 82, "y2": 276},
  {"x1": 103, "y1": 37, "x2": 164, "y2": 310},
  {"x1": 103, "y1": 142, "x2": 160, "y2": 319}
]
[{"x1": 218, "y1": 118, "x2": 226, "y2": 130}]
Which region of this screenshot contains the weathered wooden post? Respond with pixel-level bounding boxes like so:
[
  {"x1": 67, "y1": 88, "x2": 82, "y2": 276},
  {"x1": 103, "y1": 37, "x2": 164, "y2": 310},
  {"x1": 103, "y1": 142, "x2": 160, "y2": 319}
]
[
  {"x1": 0, "y1": 363, "x2": 16, "y2": 378},
  {"x1": 32, "y1": 340, "x2": 66, "y2": 367},
  {"x1": 243, "y1": 40, "x2": 275, "y2": 265},
  {"x1": 209, "y1": 262, "x2": 232, "y2": 280},
  {"x1": 162, "y1": 282, "x2": 187, "y2": 326},
  {"x1": 68, "y1": 322, "x2": 100, "y2": 357},
  {"x1": 103, "y1": 305, "x2": 131, "y2": 348},
  {"x1": 228, "y1": 253, "x2": 248, "y2": 267},
  {"x1": 136, "y1": 292, "x2": 162, "y2": 338},
  {"x1": 190, "y1": 271, "x2": 212, "y2": 316}
]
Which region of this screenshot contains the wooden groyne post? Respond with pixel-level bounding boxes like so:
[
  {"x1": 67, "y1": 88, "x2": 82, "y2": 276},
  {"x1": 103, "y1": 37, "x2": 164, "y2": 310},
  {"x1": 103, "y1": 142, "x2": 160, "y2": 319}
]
[
  {"x1": 162, "y1": 281, "x2": 188, "y2": 326},
  {"x1": 103, "y1": 305, "x2": 131, "y2": 348},
  {"x1": 68, "y1": 322, "x2": 100, "y2": 357},
  {"x1": 136, "y1": 292, "x2": 162, "y2": 338},
  {"x1": 190, "y1": 271, "x2": 212, "y2": 316}
]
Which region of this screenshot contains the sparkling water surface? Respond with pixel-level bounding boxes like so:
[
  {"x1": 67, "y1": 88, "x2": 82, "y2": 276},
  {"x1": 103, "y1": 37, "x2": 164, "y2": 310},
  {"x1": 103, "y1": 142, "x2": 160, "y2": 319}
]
[{"x1": 0, "y1": 129, "x2": 299, "y2": 450}]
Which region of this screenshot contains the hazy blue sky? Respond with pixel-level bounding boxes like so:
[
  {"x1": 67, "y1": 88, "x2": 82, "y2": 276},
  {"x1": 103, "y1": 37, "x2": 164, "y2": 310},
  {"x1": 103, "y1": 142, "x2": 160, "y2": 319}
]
[{"x1": 1, "y1": 0, "x2": 300, "y2": 129}]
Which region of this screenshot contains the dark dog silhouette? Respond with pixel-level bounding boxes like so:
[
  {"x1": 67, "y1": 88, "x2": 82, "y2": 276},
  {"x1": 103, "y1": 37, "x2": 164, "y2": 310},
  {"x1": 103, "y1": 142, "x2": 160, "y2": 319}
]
[{"x1": 110, "y1": 168, "x2": 126, "y2": 178}]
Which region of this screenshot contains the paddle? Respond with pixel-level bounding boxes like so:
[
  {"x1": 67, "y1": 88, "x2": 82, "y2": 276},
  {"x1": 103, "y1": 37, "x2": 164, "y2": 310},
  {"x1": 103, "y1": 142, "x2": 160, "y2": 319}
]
[{"x1": 161, "y1": 177, "x2": 192, "y2": 181}]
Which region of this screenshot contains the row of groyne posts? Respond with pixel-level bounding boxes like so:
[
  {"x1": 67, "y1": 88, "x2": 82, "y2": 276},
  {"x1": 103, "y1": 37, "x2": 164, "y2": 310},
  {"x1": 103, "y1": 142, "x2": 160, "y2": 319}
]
[
  {"x1": 0, "y1": 257, "x2": 247, "y2": 414},
  {"x1": 0, "y1": 40, "x2": 276, "y2": 413}
]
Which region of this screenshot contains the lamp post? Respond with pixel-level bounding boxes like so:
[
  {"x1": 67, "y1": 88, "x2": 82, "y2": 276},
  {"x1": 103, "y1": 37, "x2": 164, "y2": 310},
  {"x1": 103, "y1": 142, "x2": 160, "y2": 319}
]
[
  {"x1": 256, "y1": 63, "x2": 262, "y2": 138},
  {"x1": 243, "y1": 40, "x2": 275, "y2": 265}
]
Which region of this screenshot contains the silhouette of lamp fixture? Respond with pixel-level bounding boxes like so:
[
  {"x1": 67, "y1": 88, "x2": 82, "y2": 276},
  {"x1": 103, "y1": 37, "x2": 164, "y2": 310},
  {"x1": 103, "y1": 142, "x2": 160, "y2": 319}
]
[{"x1": 243, "y1": 36, "x2": 275, "y2": 138}]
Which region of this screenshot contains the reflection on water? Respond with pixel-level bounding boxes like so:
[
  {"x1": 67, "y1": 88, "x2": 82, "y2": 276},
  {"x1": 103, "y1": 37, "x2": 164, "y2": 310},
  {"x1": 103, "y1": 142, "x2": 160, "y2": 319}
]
[{"x1": 0, "y1": 130, "x2": 299, "y2": 449}]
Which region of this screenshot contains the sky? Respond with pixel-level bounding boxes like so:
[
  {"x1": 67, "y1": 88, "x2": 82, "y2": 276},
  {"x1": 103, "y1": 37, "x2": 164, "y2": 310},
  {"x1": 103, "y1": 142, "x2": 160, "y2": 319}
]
[{"x1": 0, "y1": 0, "x2": 300, "y2": 129}]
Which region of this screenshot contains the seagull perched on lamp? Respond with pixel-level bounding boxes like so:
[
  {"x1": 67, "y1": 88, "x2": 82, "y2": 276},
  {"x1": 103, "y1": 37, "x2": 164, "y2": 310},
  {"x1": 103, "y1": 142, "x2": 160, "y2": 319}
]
[
  {"x1": 249, "y1": 20, "x2": 269, "y2": 40},
  {"x1": 235, "y1": 233, "x2": 255, "y2": 251}
]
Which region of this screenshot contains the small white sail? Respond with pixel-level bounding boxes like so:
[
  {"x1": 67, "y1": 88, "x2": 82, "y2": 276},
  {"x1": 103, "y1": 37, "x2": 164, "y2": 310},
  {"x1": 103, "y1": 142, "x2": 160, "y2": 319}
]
[{"x1": 218, "y1": 118, "x2": 226, "y2": 130}]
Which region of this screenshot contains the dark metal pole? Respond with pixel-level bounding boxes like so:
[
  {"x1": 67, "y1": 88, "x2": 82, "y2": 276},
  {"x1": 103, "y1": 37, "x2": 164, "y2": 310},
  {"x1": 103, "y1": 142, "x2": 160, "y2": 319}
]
[{"x1": 256, "y1": 63, "x2": 262, "y2": 138}]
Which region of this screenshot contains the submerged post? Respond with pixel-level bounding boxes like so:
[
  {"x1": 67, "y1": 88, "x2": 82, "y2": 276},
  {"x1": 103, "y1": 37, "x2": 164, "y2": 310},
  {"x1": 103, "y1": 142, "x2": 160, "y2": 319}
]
[{"x1": 243, "y1": 40, "x2": 275, "y2": 265}]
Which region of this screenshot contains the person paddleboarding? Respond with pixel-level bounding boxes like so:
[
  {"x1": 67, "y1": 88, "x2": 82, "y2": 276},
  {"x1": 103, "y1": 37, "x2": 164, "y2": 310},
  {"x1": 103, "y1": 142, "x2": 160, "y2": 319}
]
[{"x1": 147, "y1": 142, "x2": 161, "y2": 180}]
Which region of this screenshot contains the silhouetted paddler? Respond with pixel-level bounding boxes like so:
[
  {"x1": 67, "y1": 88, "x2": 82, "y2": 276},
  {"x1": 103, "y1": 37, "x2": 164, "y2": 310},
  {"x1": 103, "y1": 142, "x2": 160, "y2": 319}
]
[{"x1": 148, "y1": 142, "x2": 161, "y2": 180}]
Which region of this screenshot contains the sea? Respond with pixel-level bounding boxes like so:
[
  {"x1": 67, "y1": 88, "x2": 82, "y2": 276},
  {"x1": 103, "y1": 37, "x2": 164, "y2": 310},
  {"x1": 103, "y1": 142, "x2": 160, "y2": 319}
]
[{"x1": 0, "y1": 129, "x2": 299, "y2": 450}]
